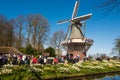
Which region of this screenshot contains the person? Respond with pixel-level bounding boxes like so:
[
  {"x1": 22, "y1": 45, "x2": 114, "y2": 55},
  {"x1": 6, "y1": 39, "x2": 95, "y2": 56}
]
[
  {"x1": 12, "y1": 54, "x2": 18, "y2": 65},
  {"x1": 22, "y1": 55, "x2": 26, "y2": 63},
  {"x1": 32, "y1": 57, "x2": 37, "y2": 64},
  {"x1": 18, "y1": 55, "x2": 23, "y2": 66},
  {"x1": 61, "y1": 57, "x2": 64, "y2": 63},
  {"x1": 43, "y1": 57, "x2": 47, "y2": 65},
  {"x1": 26, "y1": 56, "x2": 30, "y2": 65},
  {"x1": 53, "y1": 58, "x2": 58, "y2": 64},
  {"x1": 38, "y1": 55, "x2": 42, "y2": 64}
]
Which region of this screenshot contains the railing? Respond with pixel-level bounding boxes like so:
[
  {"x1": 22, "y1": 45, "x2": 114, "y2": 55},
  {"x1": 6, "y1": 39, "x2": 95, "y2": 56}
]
[{"x1": 61, "y1": 38, "x2": 93, "y2": 44}]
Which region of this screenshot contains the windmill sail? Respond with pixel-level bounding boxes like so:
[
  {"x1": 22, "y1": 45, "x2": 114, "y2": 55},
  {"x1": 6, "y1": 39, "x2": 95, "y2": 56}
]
[
  {"x1": 72, "y1": 13, "x2": 92, "y2": 22},
  {"x1": 58, "y1": 19, "x2": 70, "y2": 24},
  {"x1": 72, "y1": 0, "x2": 79, "y2": 19},
  {"x1": 64, "y1": 25, "x2": 71, "y2": 40}
]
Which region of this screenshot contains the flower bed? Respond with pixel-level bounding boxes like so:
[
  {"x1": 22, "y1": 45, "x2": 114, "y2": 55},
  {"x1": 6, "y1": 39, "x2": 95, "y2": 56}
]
[{"x1": 0, "y1": 60, "x2": 120, "y2": 80}]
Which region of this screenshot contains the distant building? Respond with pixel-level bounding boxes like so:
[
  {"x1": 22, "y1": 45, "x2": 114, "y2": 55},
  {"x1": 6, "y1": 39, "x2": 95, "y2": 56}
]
[{"x1": 0, "y1": 46, "x2": 22, "y2": 55}]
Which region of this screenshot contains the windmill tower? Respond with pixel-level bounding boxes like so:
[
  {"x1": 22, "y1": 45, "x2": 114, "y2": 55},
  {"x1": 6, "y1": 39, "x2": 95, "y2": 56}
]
[{"x1": 58, "y1": 0, "x2": 93, "y2": 59}]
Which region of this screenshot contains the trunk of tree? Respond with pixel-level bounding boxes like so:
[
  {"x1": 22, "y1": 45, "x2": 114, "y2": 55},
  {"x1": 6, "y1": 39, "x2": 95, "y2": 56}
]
[
  {"x1": 32, "y1": 26, "x2": 37, "y2": 48},
  {"x1": 27, "y1": 25, "x2": 32, "y2": 45}
]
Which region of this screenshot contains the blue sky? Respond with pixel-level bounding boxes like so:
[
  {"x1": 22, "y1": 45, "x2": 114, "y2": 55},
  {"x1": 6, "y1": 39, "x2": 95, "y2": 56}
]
[{"x1": 0, "y1": 0, "x2": 120, "y2": 56}]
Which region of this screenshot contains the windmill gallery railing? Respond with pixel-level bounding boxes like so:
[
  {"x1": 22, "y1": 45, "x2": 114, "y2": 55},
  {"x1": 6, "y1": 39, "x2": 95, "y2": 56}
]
[{"x1": 61, "y1": 38, "x2": 93, "y2": 54}]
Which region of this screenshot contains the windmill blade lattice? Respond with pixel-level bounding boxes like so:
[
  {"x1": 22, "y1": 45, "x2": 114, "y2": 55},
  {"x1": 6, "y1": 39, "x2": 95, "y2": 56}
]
[
  {"x1": 58, "y1": 19, "x2": 70, "y2": 24},
  {"x1": 72, "y1": 0, "x2": 79, "y2": 19}
]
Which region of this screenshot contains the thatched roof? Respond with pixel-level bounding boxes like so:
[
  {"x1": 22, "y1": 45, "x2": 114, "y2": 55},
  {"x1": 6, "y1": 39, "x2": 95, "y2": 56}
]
[{"x1": 0, "y1": 46, "x2": 22, "y2": 55}]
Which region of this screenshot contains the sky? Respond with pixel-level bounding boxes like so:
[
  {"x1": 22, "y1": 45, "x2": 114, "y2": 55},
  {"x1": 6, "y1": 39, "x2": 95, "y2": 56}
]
[{"x1": 0, "y1": 0, "x2": 120, "y2": 56}]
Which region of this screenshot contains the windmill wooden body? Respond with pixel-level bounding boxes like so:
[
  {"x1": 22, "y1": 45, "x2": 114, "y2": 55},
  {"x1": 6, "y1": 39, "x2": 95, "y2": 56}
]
[{"x1": 58, "y1": 0, "x2": 93, "y2": 59}]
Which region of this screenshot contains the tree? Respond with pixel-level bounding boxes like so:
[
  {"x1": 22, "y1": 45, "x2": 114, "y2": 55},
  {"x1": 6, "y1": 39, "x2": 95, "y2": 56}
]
[
  {"x1": 0, "y1": 14, "x2": 7, "y2": 46},
  {"x1": 44, "y1": 47, "x2": 56, "y2": 57},
  {"x1": 0, "y1": 14, "x2": 15, "y2": 46},
  {"x1": 14, "y1": 15, "x2": 25, "y2": 49},
  {"x1": 30, "y1": 14, "x2": 49, "y2": 51},
  {"x1": 0, "y1": 14, "x2": 49, "y2": 55},
  {"x1": 112, "y1": 37, "x2": 120, "y2": 56},
  {"x1": 19, "y1": 47, "x2": 25, "y2": 53},
  {"x1": 5, "y1": 19, "x2": 15, "y2": 46},
  {"x1": 99, "y1": 0, "x2": 120, "y2": 14},
  {"x1": 50, "y1": 30, "x2": 65, "y2": 55},
  {"x1": 26, "y1": 14, "x2": 34, "y2": 45},
  {"x1": 25, "y1": 44, "x2": 34, "y2": 55}
]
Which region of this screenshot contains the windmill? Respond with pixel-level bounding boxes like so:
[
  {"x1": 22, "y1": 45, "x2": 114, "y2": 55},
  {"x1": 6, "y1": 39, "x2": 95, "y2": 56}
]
[{"x1": 58, "y1": 0, "x2": 94, "y2": 59}]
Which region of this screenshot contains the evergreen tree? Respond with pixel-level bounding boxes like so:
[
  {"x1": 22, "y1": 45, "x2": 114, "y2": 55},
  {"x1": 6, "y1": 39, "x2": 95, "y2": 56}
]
[
  {"x1": 44, "y1": 47, "x2": 56, "y2": 57},
  {"x1": 25, "y1": 44, "x2": 34, "y2": 55}
]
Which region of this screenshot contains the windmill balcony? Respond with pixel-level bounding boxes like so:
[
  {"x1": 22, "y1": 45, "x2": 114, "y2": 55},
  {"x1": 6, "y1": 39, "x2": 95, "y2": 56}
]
[{"x1": 61, "y1": 38, "x2": 93, "y2": 45}]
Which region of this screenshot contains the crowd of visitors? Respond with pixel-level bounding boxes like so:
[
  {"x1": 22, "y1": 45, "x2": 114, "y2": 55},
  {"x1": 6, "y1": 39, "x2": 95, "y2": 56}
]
[
  {"x1": 0, "y1": 53, "x2": 118, "y2": 67},
  {"x1": 0, "y1": 54, "x2": 80, "y2": 67}
]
